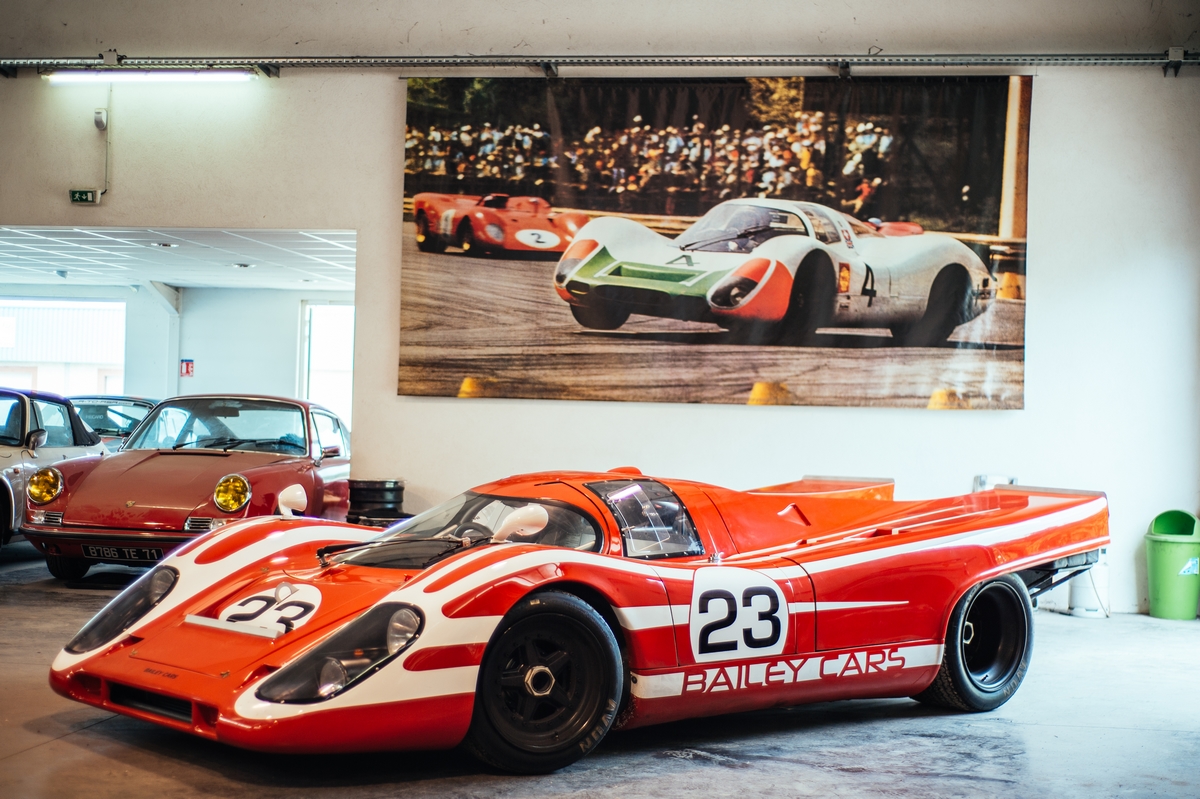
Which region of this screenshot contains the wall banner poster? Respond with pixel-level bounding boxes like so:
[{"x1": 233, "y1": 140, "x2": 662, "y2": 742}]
[{"x1": 399, "y1": 77, "x2": 1029, "y2": 409}]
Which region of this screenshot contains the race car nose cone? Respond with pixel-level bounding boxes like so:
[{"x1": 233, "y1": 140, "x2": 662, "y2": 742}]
[{"x1": 524, "y1": 664, "x2": 555, "y2": 697}]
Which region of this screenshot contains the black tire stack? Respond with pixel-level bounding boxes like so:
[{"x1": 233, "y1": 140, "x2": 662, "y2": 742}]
[{"x1": 347, "y1": 479, "x2": 410, "y2": 528}]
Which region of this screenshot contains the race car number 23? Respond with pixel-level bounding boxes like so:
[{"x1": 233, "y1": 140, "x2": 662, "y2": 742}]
[
  {"x1": 218, "y1": 582, "x2": 322, "y2": 635},
  {"x1": 689, "y1": 567, "x2": 789, "y2": 663}
]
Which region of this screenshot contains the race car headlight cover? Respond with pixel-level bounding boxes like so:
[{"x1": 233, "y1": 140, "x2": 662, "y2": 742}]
[
  {"x1": 257, "y1": 603, "x2": 424, "y2": 703},
  {"x1": 554, "y1": 238, "x2": 599, "y2": 286},
  {"x1": 710, "y1": 275, "x2": 759, "y2": 308},
  {"x1": 64, "y1": 566, "x2": 178, "y2": 654},
  {"x1": 484, "y1": 224, "x2": 505, "y2": 242},
  {"x1": 28, "y1": 467, "x2": 64, "y2": 505}
]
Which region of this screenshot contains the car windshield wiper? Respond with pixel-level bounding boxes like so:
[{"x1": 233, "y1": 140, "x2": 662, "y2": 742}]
[
  {"x1": 173, "y1": 436, "x2": 301, "y2": 452},
  {"x1": 679, "y1": 224, "x2": 771, "y2": 251}
]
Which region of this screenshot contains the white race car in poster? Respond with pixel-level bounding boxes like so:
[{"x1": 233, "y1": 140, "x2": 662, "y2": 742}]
[{"x1": 553, "y1": 199, "x2": 995, "y2": 346}]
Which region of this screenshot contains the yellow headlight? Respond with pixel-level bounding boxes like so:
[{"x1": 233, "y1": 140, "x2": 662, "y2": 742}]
[
  {"x1": 28, "y1": 468, "x2": 64, "y2": 505},
  {"x1": 214, "y1": 474, "x2": 251, "y2": 513}
]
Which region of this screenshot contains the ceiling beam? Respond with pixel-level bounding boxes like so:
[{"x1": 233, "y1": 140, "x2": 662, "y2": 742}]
[{"x1": 144, "y1": 281, "x2": 181, "y2": 317}]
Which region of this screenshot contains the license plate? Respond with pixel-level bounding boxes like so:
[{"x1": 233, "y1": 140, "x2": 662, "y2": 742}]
[{"x1": 82, "y1": 545, "x2": 164, "y2": 562}]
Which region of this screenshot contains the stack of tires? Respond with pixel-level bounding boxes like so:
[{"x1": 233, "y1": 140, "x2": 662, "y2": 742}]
[{"x1": 348, "y1": 479, "x2": 411, "y2": 528}]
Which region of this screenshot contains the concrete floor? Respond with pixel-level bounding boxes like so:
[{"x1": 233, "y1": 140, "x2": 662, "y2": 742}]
[{"x1": 1, "y1": 538, "x2": 1197, "y2": 799}]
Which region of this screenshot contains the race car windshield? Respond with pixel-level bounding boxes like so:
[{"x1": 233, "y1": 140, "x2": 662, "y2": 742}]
[
  {"x1": 676, "y1": 204, "x2": 808, "y2": 253},
  {"x1": 333, "y1": 492, "x2": 600, "y2": 569},
  {"x1": 124, "y1": 398, "x2": 308, "y2": 455},
  {"x1": 586, "y1": 479, "x2": 705, "y2": 559}
]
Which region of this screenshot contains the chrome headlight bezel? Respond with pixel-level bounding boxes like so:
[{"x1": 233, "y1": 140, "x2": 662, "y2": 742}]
[
  {"x1": 27, "y1": 467, "x2": 64, "y2": 505},
  {"x1": 214, "y1": 473, "x2": 251, "y2": 513}
]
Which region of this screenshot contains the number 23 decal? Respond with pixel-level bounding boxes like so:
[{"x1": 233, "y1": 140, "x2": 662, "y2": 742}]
[
  {"x1": 218, "y1": 582, "x2": 322, "y2": 634},
  {"x1": 689, "y1": 568, "x2": 789, "y2": 662}
]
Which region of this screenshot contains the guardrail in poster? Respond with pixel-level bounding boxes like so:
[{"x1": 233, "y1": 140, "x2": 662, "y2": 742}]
[{"x1": 399, "y1": 77, "x2": 1029, "y2": 409}]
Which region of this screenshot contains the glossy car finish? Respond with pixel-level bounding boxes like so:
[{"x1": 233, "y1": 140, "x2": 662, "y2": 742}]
[
  {"x1": 69, "y1": 395, "x2": 158, "y2": 452},
  {"x1": 23, "y1": 395, "x2": 351, "y2": 576},
  {"x1": 0, "y1": 388, "x2": 104, "y2": 549},
  {"x1": 49, "y1": 470, "x2": 1107, "y2": 771},
  {"x1": 554, "y1": 199, "x2": 994, "y2": 346},
  {"x1": 413, "y1": 192, "x2": 589, "y2": 255}
]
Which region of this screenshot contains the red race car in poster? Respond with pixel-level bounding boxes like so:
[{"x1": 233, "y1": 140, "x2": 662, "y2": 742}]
[
  {"x1": 24, "y1": 395, "x2": 351, "y2": 581},
  {"x1": 413, "y1": 192, "x2": 590, "y2": 255},
  {"x1": 50, "y1": 469, "x2": 1107, "y2": 773}
]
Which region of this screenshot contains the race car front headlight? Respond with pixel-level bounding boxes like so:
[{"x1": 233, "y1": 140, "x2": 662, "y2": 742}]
[
  {"x1": 214, "y1": 474, "x2": 251, "y2": 513},
  {"x1": 27, "y1": 467, "x2": 63, "y2": 505},
  {"x1": 484, "y1": 224, "x2": 505, "y2": 242},
  {"x1": 554, "y1": 238, "x2": 599, "y2": 286},
  {"x1": 710, "y1": 275, "x2": 759, "y2": 308},
  {"x1": 257, "y1": 603, "x2": 424, "y2": 704},
  {"x1": 65, "y1": 566, "x2": 178, "y2": 654}
]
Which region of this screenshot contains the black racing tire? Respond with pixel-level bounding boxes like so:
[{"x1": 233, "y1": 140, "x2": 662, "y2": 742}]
[
  {"x1": 46, "y1": 553, "x2": 91, "y2": 581},
  {"x1": 570, "y1": 302, "x2": 630, "y2": 331},
  {"x1": 463, "y1": 591, "x2": 623, "y2": 774},
  {"x1": 776, "y1": 251, "x2": 836, "y2": 346},
  {"x1": 913, "y1": 574, "x2": 1034, "y2": 712},
  {"x1": 415, "y1": 214, "x2": 445, "y2": 253},
  {"x1": 897, "y1": 265, "x2": 971, "y2": 347},
  {"x1": 458, "y1": 221, "x2": 484, "y2": 256}
]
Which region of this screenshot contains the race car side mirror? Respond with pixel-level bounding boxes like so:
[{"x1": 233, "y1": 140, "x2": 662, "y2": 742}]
[{"x1": 25, "y1": 429, "x2": 47, "y2": 450}]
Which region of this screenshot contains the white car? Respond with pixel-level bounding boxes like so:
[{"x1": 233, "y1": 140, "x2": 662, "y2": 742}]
[
  {"x1": 0, "y1": 389, "x2": 105, "y2": 554},
  {"x1": 553, "y1": 198, "x2": 995, "y2": 346}
]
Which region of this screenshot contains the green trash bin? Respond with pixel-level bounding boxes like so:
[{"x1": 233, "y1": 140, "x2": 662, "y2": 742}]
[{"x1": 1145, "y1": 510, "x2": 1200, "y2": 620}]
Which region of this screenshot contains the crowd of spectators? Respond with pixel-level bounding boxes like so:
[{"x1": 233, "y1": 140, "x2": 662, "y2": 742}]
[{"x1": 404, "y1": 112, "x2": 894, "y2": 217}]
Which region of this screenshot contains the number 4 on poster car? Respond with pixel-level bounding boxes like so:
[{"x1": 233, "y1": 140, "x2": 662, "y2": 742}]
[{"x1": 50, "y1": 469, "x2": 1108, "y2": 773}]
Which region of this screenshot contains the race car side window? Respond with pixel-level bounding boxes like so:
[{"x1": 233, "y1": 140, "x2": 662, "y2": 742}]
[
  {"x1": 586, "y1": 479, "x2": 705, "y2": 559},
  {"x1": 800, "y1": 207, "x2": 842, "y2": 245}
]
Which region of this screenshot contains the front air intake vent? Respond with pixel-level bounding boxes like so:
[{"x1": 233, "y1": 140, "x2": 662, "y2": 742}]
[
  {"x1": 109, "y1": 683, "x2": 193, "y2": 724},
  {"x1": 42, "y1": 511, "x2": 64, "y2": 526},
  {"x1": 184, "y1": 517, "x2": 214, "y2": 532}
]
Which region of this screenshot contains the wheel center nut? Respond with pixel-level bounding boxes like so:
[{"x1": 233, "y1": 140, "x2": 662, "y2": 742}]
[{"x1": 524, "y1": 665, "x2": 555, "y2": 697}]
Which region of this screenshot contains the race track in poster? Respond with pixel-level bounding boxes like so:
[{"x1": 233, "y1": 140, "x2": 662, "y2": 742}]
[{"x1": 398, "y1": 223, "x2": 1025, "y2": 409}]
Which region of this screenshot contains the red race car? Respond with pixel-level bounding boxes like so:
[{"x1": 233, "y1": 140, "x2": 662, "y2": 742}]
[
  {"x1": 24, "y1": 395, "x2": 351, "y2": 581},
  {"x1": 50, "y1": 470, "x2": 1107, "y2": 773},
  {"x1": 413, "y1": 192, "x2": 589, "y2": 255}
]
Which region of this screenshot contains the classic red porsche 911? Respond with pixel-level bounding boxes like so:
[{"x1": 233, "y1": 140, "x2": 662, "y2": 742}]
[
  {"x1": 50, "y1": 469, "x2": 1107, "y2": 773},
  {"x1": 413, "y1": 192, "x2": 589, "y2": 255},
  {"x1": 24, "y1": 395, "x2": 351, "y2": 581}
]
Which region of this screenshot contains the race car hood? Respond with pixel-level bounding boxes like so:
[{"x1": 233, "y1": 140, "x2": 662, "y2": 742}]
[{"x1": 62, "y1": 449, "x2": 298, "y2": 530}]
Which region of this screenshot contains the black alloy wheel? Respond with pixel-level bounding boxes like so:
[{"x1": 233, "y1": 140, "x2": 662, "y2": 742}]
[
  {"x1": 45, "y1": 553, "x2": 91, "y2": 581},
  {"x1": 913, "y1": 573, "x2": 1034, "y2": 712},
  {"x1": 569, "y1": 302, "x2": 631, "y2": 331},
  {"x1": 463, "y1": 591, "x2": 623, "y2": 774}
]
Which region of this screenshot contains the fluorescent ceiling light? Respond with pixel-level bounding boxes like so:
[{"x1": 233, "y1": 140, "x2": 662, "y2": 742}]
[{"x1": 45, "y1": 70, "x2": 256, "y2": 85}]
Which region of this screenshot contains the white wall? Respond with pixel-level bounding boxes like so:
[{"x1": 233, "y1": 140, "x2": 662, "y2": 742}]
[
  {"x1": 3, "y1": 0, "x2": 1198, "y2": 612},
  {"x1": 177, "y1": 288, "x2": 354, "y2": 399}
]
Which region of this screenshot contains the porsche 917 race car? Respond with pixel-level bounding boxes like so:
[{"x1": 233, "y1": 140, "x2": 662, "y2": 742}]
[
  {"x1": 51, "y1": 469, "x2": 1107, "y2": 773},
  {"x1": 413, "y1": 192, "x2": 590, "y2": 256},
  {"x1": 553, "y1": 199, "x2": 995, "y2": 346}
]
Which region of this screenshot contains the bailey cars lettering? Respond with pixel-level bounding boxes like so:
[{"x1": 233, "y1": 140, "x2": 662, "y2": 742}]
[{"x1": 51, "y1": 470, "x2": 1107, "y2": 773}]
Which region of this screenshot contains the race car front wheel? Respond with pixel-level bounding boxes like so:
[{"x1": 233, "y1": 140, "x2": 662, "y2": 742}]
[
  {"x1": 570, "y1": 302, "x2": 630, "y2": 331},
  {"x1": 415, "y1": 215, "x2": 445, "y2": 253},
  {"x1": 912, "y1": 574, "x2": 1033, "y2": 712},
  {"x1": 464, "y1": 591, "x2": 623, "y2": 774}
]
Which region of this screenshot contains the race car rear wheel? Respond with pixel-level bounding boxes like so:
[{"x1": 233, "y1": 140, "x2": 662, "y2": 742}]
[
  {"x1": 415, "y1": 214, "x2": 445, "y2": 253},
  {"x1": 570, "y1": 302, "x2": 630, "y2": 331},
  {"x1": 45, "y1": 553, "x2": 91, "y2": 581},
  {"x1": 912, "y1": 574, "x2": 1033, "y2": 712},
  {"x1": 464, "y1": 591, "x2": 623, "y2": 774},
  {"x1": 897, "y1": 265, "x2": 971, "y2": 347}
]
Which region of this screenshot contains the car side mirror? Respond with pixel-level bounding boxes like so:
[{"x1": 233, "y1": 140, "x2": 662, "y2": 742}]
[
  {"x1": 320, "y1": 444, "x2": 341, "y2": 460},
  {"x1": 25, "y1": 429, "x2": 47, "y2": 450},
  {"x1": 278, "y1": 484, "x2": 309, "y2": 518}
]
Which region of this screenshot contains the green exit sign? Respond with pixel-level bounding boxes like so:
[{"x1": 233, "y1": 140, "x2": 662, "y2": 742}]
[{"x1": 70, "y1": 189, "x2": 99, "y2": 204}]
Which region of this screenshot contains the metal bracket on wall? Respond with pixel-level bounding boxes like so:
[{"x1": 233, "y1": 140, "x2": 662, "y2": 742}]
[
  {"x1": 0, "y1": 66, "x2": 16, "y2": 79},
  {"x1": 1164, "y1": 47, "x2": 1186, "y2": 77},
  {"x1": 256, "y1": 64, "x2": 280, "y2": 78}
]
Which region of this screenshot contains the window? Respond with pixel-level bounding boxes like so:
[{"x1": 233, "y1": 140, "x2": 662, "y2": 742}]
[
  {"x1": 586, "y1": 479, "x2": 704, "y2": 559},
  {"x1": 0, "y1": 395, "x2": 23, "y2": 446},
  {"x1": 0, "y1": 300, "x2": 124, "y2": 394},
  {"x1": 800, "y1": 207, "x2": 842, "y2": 245},
  {"x1": 313, "y1": 412, "x2": 349, "y2": 457},
  {"x1": 301, "y1": 303, "x2": 354, "y2": 425},
  {"x1": 32, "y1": 399, "x2": 74, "y2": 447}
]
